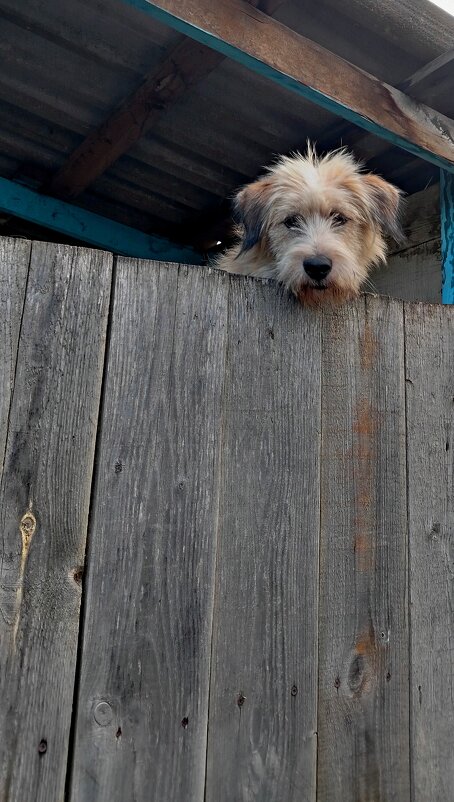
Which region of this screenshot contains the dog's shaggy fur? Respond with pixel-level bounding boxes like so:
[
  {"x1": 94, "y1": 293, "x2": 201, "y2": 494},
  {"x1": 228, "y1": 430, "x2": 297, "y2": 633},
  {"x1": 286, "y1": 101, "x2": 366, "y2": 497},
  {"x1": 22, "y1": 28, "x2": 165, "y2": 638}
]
[{"x1": 216, "y1": 146, "x2": 404, "y2": 304}]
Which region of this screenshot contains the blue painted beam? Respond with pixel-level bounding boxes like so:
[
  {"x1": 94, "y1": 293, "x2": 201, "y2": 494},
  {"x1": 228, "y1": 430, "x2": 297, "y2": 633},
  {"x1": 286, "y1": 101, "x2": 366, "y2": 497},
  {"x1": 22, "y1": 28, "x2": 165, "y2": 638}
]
[
  {"x1": 121, "y1": 0, "x2": 454, "y2": 175},
  {"x1": 441, "y1": 170, "x2": 454, "y2": 304},
  {"x1": 0, "y1": 177, "x2": 203, "y2": 264}
]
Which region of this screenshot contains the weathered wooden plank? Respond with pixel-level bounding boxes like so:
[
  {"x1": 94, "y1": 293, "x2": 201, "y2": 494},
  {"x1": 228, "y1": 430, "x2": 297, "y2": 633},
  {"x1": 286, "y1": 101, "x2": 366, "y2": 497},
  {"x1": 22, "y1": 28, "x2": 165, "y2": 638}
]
[
  {"x1": 69, "y1": 262, "x2": 229, "y2": 801},
  {"x1": 369, "y1": 185, "x2": 441, "y2": 303},
  {"x1": 0, "y1": 237, "x2": 30, "y2": 467},
  {"x1": 126, "y1": 0, "x2": 454, "y2": 171},
  {"x1": 372, "y1": 241, "x2": 441, "y2": 303},
  {"x1": 317, "y1": 296, "x2": 409, "y2": 801},
  {"x1": 390, "y1": 185, "x2": 440, "y2": 256},
  {"x1": 317, "y1": 49, "x2": 454, "y2": 169},
  {"x1": 404, "y1": 303, "x2": 454, "y2": 802},
  {"x1": 0, "y1": 240, "x2": 112, "y2": 801},
  {"x1": 205, "y1": 278, "x2": 321, "y2": 802},
  {"x1": 441, "y1": 169, "x2": 454, "y2": 303}
]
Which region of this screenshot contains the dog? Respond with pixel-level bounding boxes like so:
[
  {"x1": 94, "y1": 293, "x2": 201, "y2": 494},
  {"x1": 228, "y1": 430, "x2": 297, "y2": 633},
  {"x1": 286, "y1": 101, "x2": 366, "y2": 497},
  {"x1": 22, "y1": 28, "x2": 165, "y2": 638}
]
[{"x1": 216, "y1": 145, "x2": 404, "y2": 304}]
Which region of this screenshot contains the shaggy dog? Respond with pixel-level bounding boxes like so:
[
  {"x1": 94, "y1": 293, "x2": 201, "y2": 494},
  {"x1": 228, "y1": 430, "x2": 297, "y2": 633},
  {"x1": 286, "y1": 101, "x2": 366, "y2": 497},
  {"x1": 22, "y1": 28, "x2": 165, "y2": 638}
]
[{"x1": 216, "y1": 146, "x2": 404, "y2": 304}]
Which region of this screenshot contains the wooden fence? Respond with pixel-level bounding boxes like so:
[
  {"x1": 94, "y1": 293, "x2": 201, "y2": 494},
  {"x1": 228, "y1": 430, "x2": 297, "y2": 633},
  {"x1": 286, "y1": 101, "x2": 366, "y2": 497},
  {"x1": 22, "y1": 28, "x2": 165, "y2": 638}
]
[{"x1": 0, "y1": 237, "x2": 453, "y2": 802}]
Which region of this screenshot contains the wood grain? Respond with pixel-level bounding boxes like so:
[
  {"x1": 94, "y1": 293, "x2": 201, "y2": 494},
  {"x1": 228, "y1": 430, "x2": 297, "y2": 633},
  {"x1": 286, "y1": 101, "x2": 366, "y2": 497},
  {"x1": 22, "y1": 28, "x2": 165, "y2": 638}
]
[
  {"x1": 205, "y1": 278, "x2": 321, "y2": 802},
  {"x1": 69, "y1": 262, "x2": 229, "y2": 802},
  {"x1": 372, "y1": 240, "x2": 441, "y2": 304},
  {"x1": 404, "y1": 302, "x2": 454, "y2": 802},
  {"x1": 317, "y1": 296, "x2": 410, "y2": 801},
  {"x1": 0, "y1": 241, "x2": 112, "y2": 801}
]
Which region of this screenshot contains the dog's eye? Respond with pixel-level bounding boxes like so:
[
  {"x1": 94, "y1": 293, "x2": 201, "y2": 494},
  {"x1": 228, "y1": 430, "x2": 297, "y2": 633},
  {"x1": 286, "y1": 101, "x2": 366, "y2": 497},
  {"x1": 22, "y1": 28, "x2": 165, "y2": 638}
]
[
  {"x1": 331, "y1": 212, "x2": 348, "y2": 226},
  {"x1": 283, "y1": 215, "x2": 302, "y2": 229}
]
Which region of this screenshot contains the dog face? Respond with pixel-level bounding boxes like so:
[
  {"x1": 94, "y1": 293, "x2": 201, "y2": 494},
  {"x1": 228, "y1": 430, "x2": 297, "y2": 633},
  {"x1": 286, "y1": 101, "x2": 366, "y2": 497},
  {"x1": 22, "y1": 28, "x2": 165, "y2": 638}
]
[{"x1": 231, "y1": 147, "x2": 404, "y2": 304}]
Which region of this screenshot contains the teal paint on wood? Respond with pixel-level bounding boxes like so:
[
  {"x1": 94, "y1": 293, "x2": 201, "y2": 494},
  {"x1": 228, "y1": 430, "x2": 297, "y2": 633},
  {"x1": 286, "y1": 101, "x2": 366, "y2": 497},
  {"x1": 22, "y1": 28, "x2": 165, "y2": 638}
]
[
  {"x1": 122, "y1": 0, "x2": 454, "y2": 174},
  {"x1": 441, "y1": 170, "x2": 454, "y2": 304},
  {"x1": 0, "y1": 177, "x2": 202, "y2": 264}
]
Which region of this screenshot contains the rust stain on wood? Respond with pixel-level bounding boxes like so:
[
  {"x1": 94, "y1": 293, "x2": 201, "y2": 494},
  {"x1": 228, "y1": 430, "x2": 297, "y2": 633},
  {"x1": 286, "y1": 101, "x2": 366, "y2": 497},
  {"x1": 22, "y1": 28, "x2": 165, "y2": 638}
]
[
  {"x1": 352, "y1": 395, "x2": 377, "y2": 573},
  {"x1": 350, "y1": 324, "x2": 380, "y2": 572},
  {"x1": 355, "y1": 626, "x2": 376, "y2": 658}
]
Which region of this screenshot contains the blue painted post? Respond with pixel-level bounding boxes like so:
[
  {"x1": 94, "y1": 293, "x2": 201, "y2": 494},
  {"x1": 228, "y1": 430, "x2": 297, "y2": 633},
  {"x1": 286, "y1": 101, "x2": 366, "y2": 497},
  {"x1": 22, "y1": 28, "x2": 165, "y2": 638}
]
[
  {"x1": 0, "y1": 177, "x2": 203, "y2": 264},
  {"x1": 441, "y1": 170, "x2": 454, "y2": 304}
]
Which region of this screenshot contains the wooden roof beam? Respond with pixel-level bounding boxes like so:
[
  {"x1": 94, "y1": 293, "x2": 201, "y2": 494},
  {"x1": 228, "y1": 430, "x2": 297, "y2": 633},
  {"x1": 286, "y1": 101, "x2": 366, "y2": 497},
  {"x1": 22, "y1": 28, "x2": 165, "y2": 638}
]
[
  {"x1": 48, "y1": 0, "x2": 287, "y2": 199},
  {"x1": 317, "y1": 48, "x2": 454, "y2": 163},
  {"x1": 48, "y1": 39, "x2": 224, "y2": 198},
  {"x1": 399, "y1": 47, "x2": 454, "y2": 95},
  {"x1": 124, "y1": 0, "x2": 454, "y2": 172}
]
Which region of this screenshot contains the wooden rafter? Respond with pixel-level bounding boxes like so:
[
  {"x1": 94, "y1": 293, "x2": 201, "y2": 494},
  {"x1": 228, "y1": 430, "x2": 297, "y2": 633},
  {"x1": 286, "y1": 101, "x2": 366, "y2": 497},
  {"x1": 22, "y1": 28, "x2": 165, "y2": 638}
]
[
  {"x1": 400, "y1": 47, "x2": 454, "y2": 94},
  {"x1": 125, "y1": 0, "x2": 454, "y2": 171},
  {"x1": 48, "y1": 0, "x2": 287, "y2": 199},
  {"x1": 48, "y1": 39, "x2": 223, "y2": 198},
  {"x1": 317, "y1": 48, "x2": 454, "y2": 163}
]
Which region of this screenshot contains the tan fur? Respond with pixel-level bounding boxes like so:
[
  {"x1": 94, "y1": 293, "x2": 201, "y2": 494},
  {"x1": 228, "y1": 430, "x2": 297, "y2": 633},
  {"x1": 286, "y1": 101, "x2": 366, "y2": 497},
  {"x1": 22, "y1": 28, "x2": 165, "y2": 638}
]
[{"x1": 216, "y1": 146, "x2": 403, "y2": 305}]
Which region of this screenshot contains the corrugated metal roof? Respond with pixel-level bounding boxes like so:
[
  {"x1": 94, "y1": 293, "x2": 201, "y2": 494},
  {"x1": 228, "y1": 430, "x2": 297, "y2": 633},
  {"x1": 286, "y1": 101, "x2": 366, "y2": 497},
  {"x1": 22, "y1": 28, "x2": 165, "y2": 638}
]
[{"x1": 0, "y1": 0, "x2": 453, "y2": 252}]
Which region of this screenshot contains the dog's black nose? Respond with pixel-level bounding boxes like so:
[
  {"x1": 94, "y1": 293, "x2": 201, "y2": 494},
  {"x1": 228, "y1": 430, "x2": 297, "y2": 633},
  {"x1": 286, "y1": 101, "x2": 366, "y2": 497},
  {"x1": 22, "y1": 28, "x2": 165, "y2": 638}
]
[{"x1": 303, "y1": 255, "x2": 332, "y2": 281}]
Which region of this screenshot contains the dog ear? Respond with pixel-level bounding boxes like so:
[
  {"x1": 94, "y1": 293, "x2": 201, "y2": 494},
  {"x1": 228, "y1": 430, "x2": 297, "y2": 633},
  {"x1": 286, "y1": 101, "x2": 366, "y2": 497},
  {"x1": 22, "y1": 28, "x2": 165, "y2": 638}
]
[
  {"x1": 362, "y1": 174, "x2": 405, "y2": 245},
  {"x1": 233, "y1": 179, "x2": 272, "y2": 253}
]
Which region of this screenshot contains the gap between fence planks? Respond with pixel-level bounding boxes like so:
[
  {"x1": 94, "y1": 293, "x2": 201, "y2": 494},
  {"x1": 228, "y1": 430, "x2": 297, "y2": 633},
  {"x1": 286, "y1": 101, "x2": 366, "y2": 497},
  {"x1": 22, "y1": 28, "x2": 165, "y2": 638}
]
[{"x1": 0, "y1": 239, "x2": 112, "y2": 802}]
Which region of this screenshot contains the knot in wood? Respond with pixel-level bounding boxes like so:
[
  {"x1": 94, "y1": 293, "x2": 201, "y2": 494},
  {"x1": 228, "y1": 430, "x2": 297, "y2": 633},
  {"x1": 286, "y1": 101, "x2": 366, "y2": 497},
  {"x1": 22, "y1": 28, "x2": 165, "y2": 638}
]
[
  {"x1": 94, "y1": 701, "x2": 113, "y2": 726},
  {"x1": 237, "y1": 693, "x2": 246, "y2": 708},
  {"x1": 20, "y1": 511, "x2": 36, "y2": 547}
]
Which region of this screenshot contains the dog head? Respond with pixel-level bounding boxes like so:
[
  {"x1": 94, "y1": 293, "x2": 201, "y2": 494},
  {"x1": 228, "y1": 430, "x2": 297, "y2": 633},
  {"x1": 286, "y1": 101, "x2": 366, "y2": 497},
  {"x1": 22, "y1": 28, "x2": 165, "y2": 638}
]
[{"x1": 233, "y1": 146, "x2": 404, "y2": 304}]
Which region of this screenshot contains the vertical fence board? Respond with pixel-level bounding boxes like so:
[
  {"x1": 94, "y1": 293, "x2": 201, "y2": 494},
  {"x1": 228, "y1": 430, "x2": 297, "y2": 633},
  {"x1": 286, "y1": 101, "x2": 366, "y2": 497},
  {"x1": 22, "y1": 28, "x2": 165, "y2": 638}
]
[
  {"x1": 69, "y1": 263, "x2": 229, "y2": 802},
  {"x1": 317, "y1": 296, "x2": 409, "y2": 802},
  {"x1": 0, "y1": 241, "x2": 112, "y2": 801},
  {"x1": 0, "y1": 238, "x2": 30, "y2": 465},
  {"x1": 405, "y1": 303, "x2": 454, "y2": 802},
  {"x1": 205, "y1": 279, "x2": 321, "y2": 802}
]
